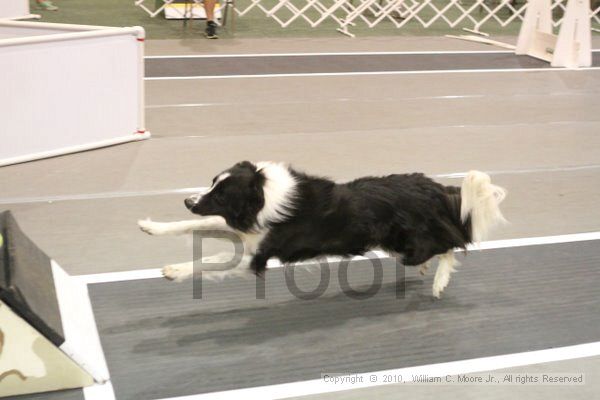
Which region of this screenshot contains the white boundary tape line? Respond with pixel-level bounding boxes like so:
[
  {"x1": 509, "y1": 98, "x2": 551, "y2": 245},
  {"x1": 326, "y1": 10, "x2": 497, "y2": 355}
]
[
  {"x1": 145, "y1": 49, "x2": 600, "y2": 59},
  {"x1": 434, "y1": 163, "x2": 600, "y2": 178},
  {"x1": 146, "y1": 50, "x2": 517, "y2": 58},
  {"x1": 0, "y1": 187, "x2": 205, "y2": 205},
  {"x1": 78, "y1": 267, "x2": 164, "y2": 284},
  {"x1": 152, "y1": 341, "x2": 600, "y2": 400},
  {"x1": 144, "y1": 91, "x2": 597, "y2": 109},
  {"x1": 3, "y1": 163, "x2": 600, "y2": 205},
  {"x1": 145, "y1": 94, "x2": 488, "y2": 108},
  {"x1": 145, "y1": 67, "x2": 600, "y2": 81},
  {"x1": 76, "y1": 231, "x2": 600, "y2": 285}
]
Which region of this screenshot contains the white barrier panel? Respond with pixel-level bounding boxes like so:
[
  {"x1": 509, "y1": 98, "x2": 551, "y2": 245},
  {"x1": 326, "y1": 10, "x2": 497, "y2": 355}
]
[
  {"x1": 0, "y1": 21, "x2": 150, "y2": 167},
  {"x1": 0, "y1": 0, "x2": 38, "y2": 20}
]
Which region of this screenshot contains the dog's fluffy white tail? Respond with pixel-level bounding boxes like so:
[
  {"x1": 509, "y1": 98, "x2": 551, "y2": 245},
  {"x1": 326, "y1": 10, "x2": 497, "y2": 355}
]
[{"x1": 460, "y1": 171, "x2": 507, "y2": 243}]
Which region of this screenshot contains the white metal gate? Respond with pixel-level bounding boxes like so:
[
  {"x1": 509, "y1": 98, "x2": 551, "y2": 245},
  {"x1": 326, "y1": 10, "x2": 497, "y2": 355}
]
[{"x1": 136, "y1": 0, "x2": 600, "y2": 37}]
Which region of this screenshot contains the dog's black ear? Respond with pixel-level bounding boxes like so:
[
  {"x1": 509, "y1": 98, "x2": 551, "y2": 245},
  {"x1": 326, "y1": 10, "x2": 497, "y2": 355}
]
[
  {"x1": 236, "y1": 160, "x2": 256, "y2": 170},
  {"x1": 250, "y1": 168, "x2": 266, "y2": 189},
  {"x1": 224, "y1": 183, "x2": 264, "y2": 231}
]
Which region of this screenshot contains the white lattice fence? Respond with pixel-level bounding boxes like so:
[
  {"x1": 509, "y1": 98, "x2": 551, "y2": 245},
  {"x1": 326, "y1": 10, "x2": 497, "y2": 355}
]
[{"x1": 136, "y1": 0, "x2": 600, "y2": 36}]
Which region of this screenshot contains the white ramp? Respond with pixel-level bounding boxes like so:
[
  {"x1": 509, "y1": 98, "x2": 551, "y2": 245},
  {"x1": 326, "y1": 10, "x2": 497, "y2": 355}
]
[{"x1": 0, "y1": 211, "x2": 109, "y2": 397}]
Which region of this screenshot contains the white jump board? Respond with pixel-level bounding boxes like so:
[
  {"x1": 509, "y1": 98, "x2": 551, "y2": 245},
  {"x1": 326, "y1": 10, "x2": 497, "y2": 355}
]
[
  {"x1": 0, "y1": 300, "x2": 94, "y2": 397},
  {"x1": 164, "y1": 3, "x2": 222, "y2": 19},
  {"x1": 0, "y1": 211, "x2": 108, "y2": 397}
]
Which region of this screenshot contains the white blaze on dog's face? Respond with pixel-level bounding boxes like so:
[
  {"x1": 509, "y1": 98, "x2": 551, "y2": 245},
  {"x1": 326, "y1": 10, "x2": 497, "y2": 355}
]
[
  {"x1": 186, "y1": 172, "x2": 230, "y2": 205},
  {"x1": 184, "y1": 161, "x2": 297, "y2": 232}
]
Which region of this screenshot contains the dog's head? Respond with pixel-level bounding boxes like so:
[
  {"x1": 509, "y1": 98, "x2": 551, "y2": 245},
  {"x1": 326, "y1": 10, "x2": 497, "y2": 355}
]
[{"x1": 185, "y1": 161, "x2": 266, "y2": 231}]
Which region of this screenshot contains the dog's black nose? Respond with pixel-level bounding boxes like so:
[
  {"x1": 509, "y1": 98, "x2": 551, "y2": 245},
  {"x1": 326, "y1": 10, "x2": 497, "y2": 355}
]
[{"x1": 184, "y1": 198, "x2": 195, "y2": 210}]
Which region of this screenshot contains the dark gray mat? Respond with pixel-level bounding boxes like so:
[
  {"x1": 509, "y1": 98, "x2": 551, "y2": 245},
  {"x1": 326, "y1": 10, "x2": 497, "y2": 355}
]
[
  {"x1": 145, "y1": 52, "x2": 600, "y2": 77},
  {"x1": 89, "y1": 240, "x2": 600, "y2": 400}
]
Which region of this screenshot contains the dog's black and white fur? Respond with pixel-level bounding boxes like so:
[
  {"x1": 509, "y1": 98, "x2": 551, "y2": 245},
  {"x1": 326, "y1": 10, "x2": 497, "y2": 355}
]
[{"x1": 139, "y1": 161, "x2": 506, "y2": 298}]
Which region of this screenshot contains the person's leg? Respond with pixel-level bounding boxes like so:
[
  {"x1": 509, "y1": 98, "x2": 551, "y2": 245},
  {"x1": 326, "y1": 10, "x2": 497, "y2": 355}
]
[
  {"x1": 204, "y1": 0, "x2": 216, "y2": 21},
  {"x1": 37, "y1": 0, "x2": 59, "y2": 11},
  {"x1": 204, "y1": 0, "x2": 218, "y2": 39}
]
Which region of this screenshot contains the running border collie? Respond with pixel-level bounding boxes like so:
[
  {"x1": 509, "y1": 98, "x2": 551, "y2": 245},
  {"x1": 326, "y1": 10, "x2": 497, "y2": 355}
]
[{"x1": 139, "y1": 161, "x2": 506, "y2": 298}]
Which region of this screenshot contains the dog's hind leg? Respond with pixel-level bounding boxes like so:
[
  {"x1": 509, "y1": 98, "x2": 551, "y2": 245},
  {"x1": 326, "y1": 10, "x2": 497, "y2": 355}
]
[
  {"x1": 163, "y1": 262, "x2": 194, "y2": 282},
  {"x1": 200, "y1": 255, "x2": 253, "y2": 281},
  {"x1": 432, "y1": 250, "x2": 459, "y2": 298},
  {"x1": 162, "y1": 253, "x2": 252, "y2": 282},
  {"x1": 419, "y1": 259, "x2": 432, "y2": 275}
]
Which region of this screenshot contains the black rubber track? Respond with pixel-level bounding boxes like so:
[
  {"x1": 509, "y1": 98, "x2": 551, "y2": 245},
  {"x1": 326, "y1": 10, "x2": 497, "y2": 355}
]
[
  {"x1": 145, "y1": 52, "x2": 600, "y2": 77},
  {"x1": 89, "y1": 240, "x2": 600, "y2": 400}
]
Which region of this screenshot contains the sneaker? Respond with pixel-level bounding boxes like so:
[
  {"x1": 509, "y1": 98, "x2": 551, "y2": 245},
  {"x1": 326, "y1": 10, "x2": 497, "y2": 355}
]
[
  {"x1": 37, "y1": 1, "x2": 59, "y2": 11},
  {"x1": 205, "y1": 21, "x2": 218, "y2": 39}
]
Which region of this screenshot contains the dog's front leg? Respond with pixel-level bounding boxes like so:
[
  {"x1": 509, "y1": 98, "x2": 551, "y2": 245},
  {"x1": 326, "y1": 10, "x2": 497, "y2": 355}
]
[
  {"x1": 138, "y1": 216, "x2": 231, "y2": 236},
  {"x1": 250, "y1": 252, "x2": 270, "y2": 277}
]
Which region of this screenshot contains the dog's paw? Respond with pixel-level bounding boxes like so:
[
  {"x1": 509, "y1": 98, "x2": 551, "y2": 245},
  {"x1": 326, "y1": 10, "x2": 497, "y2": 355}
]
[
  {"x1": 432, "y1": 284, "x2": 443, "y2": 299},
  {"x1": 162, "y1": 264, "x2": 192, "y2": 282},
  {"x1": 432, "y1": 272, "x2": 451, "y2": 299},
  {"x1": 138, "y1": 219, "x2": 166, "y2": 235}
]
